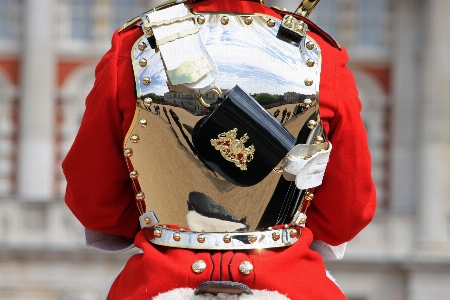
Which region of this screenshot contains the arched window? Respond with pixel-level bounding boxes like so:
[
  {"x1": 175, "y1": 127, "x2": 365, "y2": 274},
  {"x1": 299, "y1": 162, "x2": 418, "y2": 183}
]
[{"x1": 69, "y1": 0, "x2": 93, "y2": 41}]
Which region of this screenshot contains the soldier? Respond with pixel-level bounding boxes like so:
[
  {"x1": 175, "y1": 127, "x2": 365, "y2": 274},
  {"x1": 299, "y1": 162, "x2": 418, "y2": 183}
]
[{"x1": 63, "y1": 0, "x2": 376, "y2": 299}]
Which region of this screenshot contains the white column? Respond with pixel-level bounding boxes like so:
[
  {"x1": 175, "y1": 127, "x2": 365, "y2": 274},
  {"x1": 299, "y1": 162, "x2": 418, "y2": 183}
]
[
  {"x1": 418, "y1": 0, "x2": 450, "y2": 250},
  {"x1": 390, "y1": 0, "x2": 422, "y2": 212},
  {"x1": 18, "y1": 0, "x2": 56, "y2": 200}
]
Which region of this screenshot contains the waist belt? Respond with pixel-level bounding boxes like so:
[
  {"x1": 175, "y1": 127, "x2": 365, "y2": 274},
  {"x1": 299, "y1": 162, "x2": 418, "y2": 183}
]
[{"x1": 146, "y1": 224, "x2": 302, "y2": 250}]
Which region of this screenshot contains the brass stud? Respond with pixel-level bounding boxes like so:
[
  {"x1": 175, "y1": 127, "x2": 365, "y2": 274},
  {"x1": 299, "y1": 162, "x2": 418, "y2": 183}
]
[
  {"x1": 289, "y1": 229, "x2": 299, "y2": 238},
  {"x1": 304, "y1": 78, "x2": 313, "y2": 86},
  {"x1": 303, "y1": 98, "x2": 313, "y2": 106},
  {"x1": 307, "y1": 120, "x2": 317, "y2": 129},
  {"x1": 143, "y1": 98, "x2": 153, "y2": 107},
  {"x1": 173, "y1": 232, "x2": 182, "y2": 242},
  {"x1": 315, "y1": 136, "x2": 324, "y2": 144},
  {"x1": 248, "y1": 234, "x2": 257, "y2": 243},
  {"x1": 197, "y1": 234, "x2": 206, "y2": 243},
  {"x1": 129, "y1": 170, "x2": 139, "y2": 179},
  {"x1": 139, "y1": 58, "x2": 148, "y2": 67},
  {"x1": 221, "y1": 16, "x2": 229, "y2": 25},
  {"x1": 239, "y1": 261, "x2": 254, "y2": 275},
  {"x1": 267, "y1": 19, "x2": 276, "y2": 28},
  {"x1": 306, "y1": 41, "x2": 315, "y2": 50},
  {"x1": 284, "y1": 224, "x2": 289, "y2": 229},
  {"x1": 153, "y1": 229, "x2": 162, "y2": 238},
  {"x1": 244, "y1": 16, "x2": 253, "y2": 25},
  {"x1": 138, "y1": 42, "x2": 147, "y2": 51},
  {"x1": 306, "y1": 59, "x2": 315, "y2": 67},
  {"x1": 223, "y1": 234, "x2": 232, "y2": 243},
  {"x1": 136, "y1": 191, "x2": 145, "y2": 200},
  {"x1": 124, "y1": 148, "x2": 133, "y2": 157},
  {"x1": 197, "y1": 15, "x2": 206, "y2": 25},
  {"x1": 144, "y1": 217, "x2": 151, "y2": 225},
  {"x1": 139, "y1": 119, "x2": 147, "y2": 127},
  {"x1": 305, "y1": 192, "x2": 314, "y2": 201},
  {"x1": 142, "y1": 77, "x2": 151, "y2": 86},
  {"x1": 267, "y1": 226, "x2": 273, "y2": 231},
  {"x1": 179, "y1": 227, "x2": 185, "y2": 232},
  {"x1": 130, "y1": 134, "x2": 140, "y2": 143},
  {"x1": 144, "y1": 26, "x2": 153, "y2": 36},
  {"x1": 192, "y1": 260, "x2": 207, "y2": 273},
  {"x1": 272, "y1": 231, "x2": 280, "y2": 241},
  {"x1": 294, "y1": 22, "x2": 304, "y2": 33}
]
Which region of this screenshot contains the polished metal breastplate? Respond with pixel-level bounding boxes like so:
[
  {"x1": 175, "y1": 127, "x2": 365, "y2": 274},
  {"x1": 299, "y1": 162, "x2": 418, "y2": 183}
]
[{"x1": 124, "y1": 12, "x2": 323, "y2": 231}]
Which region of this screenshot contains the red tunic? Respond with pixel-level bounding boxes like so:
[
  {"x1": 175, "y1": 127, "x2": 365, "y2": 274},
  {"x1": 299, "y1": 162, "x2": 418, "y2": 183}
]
[{"x1": 62, "y1": 1, "x2": 376, "y2": 298}]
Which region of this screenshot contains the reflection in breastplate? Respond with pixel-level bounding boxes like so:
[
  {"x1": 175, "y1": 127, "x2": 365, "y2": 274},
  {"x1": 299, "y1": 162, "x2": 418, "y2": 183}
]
[{"x1": 124, "y1": 12, "x2": 323, "y2": 231}]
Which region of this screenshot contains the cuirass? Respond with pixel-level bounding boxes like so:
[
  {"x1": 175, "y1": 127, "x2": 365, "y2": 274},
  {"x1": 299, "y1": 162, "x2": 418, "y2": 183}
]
[{"x1": 124, "y1": 10, "x2": 323, "y2": 231}]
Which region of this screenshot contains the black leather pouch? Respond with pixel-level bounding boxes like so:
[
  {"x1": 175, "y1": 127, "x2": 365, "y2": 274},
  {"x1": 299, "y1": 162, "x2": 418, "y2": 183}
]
[{"x1": 192, "y1": 85, "x2": 296, "y2": 187}]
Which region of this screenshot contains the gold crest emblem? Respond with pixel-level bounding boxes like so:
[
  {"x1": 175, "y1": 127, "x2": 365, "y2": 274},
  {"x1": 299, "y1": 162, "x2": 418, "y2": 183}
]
[{"x1": 210, "y1": 128, "x2": 255, "y2": 170}]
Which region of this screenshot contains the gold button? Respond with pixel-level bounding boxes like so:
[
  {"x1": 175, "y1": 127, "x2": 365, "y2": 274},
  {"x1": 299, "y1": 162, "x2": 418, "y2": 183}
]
[
  {"x1": 142, "y1": 77, "x2": 151, "y2": 86},
  {"x1": 272, "y1": 231, "x2": 280, "y2": 241},
  {"x1": 138, "y1": 42, "x2": 147, "y2": 51},
  {"x1": 130, "y1": 134, "x2": 140, "y2": 143},
  {"x1": 139, "y1": 119, "x2": 147, "y2": 127},
  {"x1": 307, "y1": 120, "x2": 317, "y2": 129},
  {"x1": 129, "y1": 170, "x2": 139, "y2": 179},
  {"x1": 197, "y1": 15, "x2": 205, "y2": 25},
  {"x1": 123, "y1": 148, "x2": 133, "y2": 157},
  {"x1": 239, "y1": 261, "x2": 254, "y2": 275},
  {"x1": 192, "y1": 260, "x2": 207, "y2": 273},
  {"x1": 197, "y1": 234, "x2": 206, "y2": 243},
  {"x1": 306, "y1": 59, "x2": 315, "y2": 67},
  {"x1": 223, "y1": 234, "x2": 232, "y2": 243},
  {"x1": 248, "y1": 234, "x2": 257, "y2": 243},
  {"x1": 173, "y1": 232, "x2": 182, "y2": 242},
  {"x1": 267, "y1": 19, "x2": 276, "y2": 28},
  {"x1": 306, "y1": 41, "x2": 315, "y2": 50},
  {"x1": 304, "y1": 78, "x2": 313, "y2": 86},
  {"x1": 153, "y1": 229, "x2": 162, "y2": 238},
  {"x1": 244, "y1": 16, "x2": 253, "y2": 25},
  {"x1": 221, "y1": 16, "x2": 229, "y2": 25},
  {"x1": 143, "y1": 98, "x2": 153, "y2": 107},
  {"x1": 139, "y1": 58, "x2": 148, "y2": 67},
  {"x1": 289, "y1": 229, "x2": 299, "y2": 238},
  {"x1": 136, "y1": 191, "x2": 145, "y2": 200}
]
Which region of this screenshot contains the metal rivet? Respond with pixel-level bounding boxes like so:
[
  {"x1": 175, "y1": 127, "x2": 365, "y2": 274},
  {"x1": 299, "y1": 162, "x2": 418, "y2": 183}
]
[
  {"x1": 144, "y1": 26, "x2": 153, "y2": 35},
  {"x1": 248, "y1": 234, "x2": 257, "y2": 243},
  {"x1": 239, "y1": 261, "x2": 254, "y2": 275},
  {"x1": 139, "y1": 119, "x2": 147, "y2": 127},
  {"x1": 284, "y1": 224, "x2": 289, "y2": 229},
  {"x1": 307, "y1": 120, "x2": 317, "y2": 129},
  {"x1": 138, "y1": 42, "x2": 147, "y2": 51},
  {"x1": 129, "y1": 170, "x2": 139, "y2": 179},
  {"x1": 304, "y1": 78, "x2": 313, "y2": 86},
  {"x1": 306, "y1": 59, "x2": 315, "y2": 67},
  {"x1": 223, "y1": 234, "x2": 232, "y2": 243},
  {"x1": 130, "y1": 134, "x2": 140, "y2": 143},
  {"x1": 315, "y1": 136, "x2": 324, "y2": 144},
  {"x1": 153, "y1": 229, "x2": 162, "y2": 238},
  {"x1": 305, "y1": 192, "x2": 314, "y2": 201},
  {"x1": 272, "y1": 231, "x2": 280, "y2": 241},
  {"x1": 142, "y1": 77, "x2": 151, "y2": 86},
  {"x1": 303, "y1": 98, "x2": 312, "y2": 106},
  {"x1": 267, "y1": 19, "x2": 276, "y2": 28},
  {"x1": 306, "y1": 41, "x2": 315, "y2": 50},
  {"x1": 143, "y1": 98, "x2": 153, "y2": 107},
  {"x1": 197, "y1": 234, "x2": 206, "y2": 243},
  {"x1": 267, "y1": 226, "x2": 273, "y2": 231},
  {"x1": 294, "y1": 22, "x2": 304, "y2": 33},
  {"x1": 289, "y1": 229, "x2": 299, "y2": 238},
  {"x1": 179, "y1": 227, "x2": 185, "y2": 232},
  {"x1": 124, "y1": 148, "x2": 133, "y2": 157},
  {"x1": 221, "y1": 16, "x2": 229, "y2": 25},
  {"x1": 173, "y1": 232, "x2": 181, "y2": 242},
  {"x1": 139, "y1": 58, "x2": 148, "y2": 67},
  {"x1": 192, "y1": 260, "x2": 206, "y2": 273},
  {"x1": 197, "y1": 15, "x2": 205, "y2": 25},
  {"x1": 136, "y1": 191, "x2": 145, "y2": 200},
  {"x1": 244, "y1": 16, "x2": 253, "y2": 25}
]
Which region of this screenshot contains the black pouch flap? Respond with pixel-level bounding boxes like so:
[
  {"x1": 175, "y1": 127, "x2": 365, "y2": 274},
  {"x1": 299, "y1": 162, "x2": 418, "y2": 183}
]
[{"x1": 192, "y1": 85, "x2": 296, "y2": 187}]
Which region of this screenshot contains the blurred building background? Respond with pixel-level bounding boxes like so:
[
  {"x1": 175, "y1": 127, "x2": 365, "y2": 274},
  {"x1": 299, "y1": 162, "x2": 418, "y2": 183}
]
[{"x1": 0, "y1": 0, "x2": 449, "y2": 299}]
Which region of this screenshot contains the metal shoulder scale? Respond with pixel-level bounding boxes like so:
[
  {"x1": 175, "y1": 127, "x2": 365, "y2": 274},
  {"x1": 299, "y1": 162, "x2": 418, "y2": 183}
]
[{"x1": 122, "y1": 0, "x2": 333, "y2": 251}]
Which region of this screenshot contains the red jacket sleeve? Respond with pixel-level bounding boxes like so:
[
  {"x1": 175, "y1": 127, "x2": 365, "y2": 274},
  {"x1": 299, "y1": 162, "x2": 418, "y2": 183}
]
[
  {"x1": 305, "y1": 34, "x2": 377, "y2": 245},
  {"x1": 62, "y1": 29, "x2": 141, "y2": 240}
]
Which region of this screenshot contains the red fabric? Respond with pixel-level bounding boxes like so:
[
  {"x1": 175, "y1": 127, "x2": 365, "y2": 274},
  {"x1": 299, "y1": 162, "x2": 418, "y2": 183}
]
[{"x1": 107, "y1": 228, "x2": 346, "y2": 300}]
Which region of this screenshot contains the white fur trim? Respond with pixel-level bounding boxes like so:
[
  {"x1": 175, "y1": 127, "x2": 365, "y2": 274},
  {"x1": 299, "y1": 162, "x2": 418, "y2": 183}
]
[
  {"x1": 153, "y1": 288, "x2": 290, "y2": 300},
  {"x1": 186, "y1": 211, "x2": 247, "y2": 232}
]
